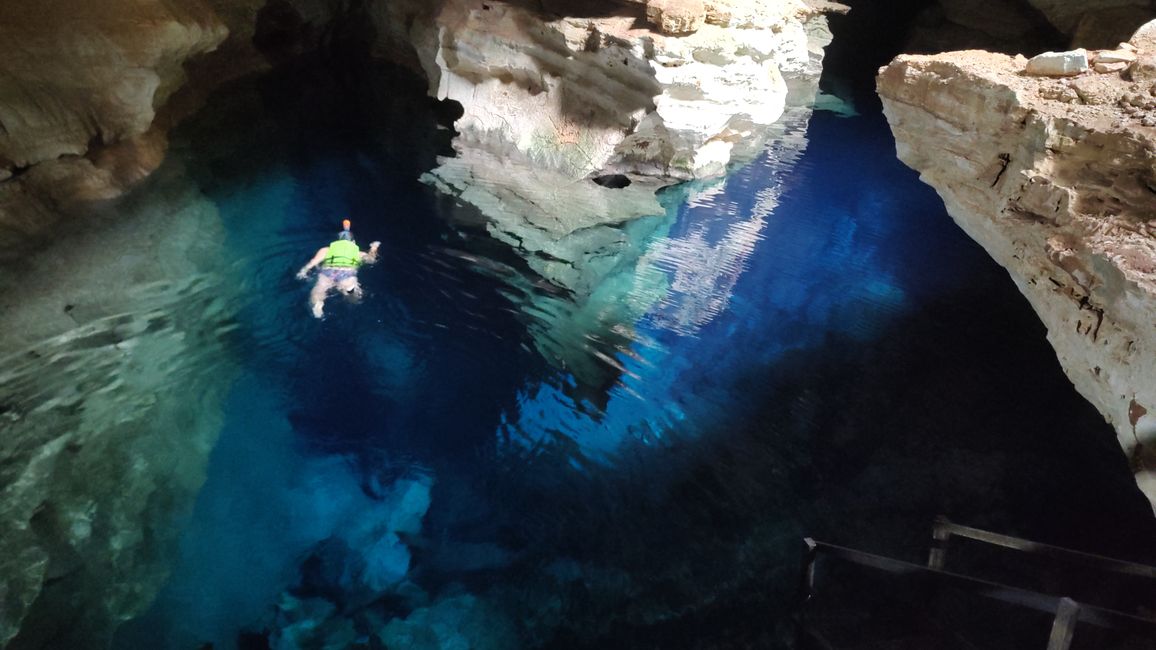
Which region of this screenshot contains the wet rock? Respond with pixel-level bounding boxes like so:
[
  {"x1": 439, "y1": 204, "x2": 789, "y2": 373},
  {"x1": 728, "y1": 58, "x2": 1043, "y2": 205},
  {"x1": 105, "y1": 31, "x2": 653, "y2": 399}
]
[
  {"x1": 1025, "y1": 49, "x2": 1089, "y2": 76},
  {"x1": 376, "y1": 0, "x2": 834, "y2": 229}
]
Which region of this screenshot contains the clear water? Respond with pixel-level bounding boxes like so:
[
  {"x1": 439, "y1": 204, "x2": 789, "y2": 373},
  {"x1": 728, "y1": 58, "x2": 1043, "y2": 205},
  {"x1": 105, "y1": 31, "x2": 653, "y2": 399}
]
[{"x1": 108, "y1": 60, "x2": 1156, "y2": 649}]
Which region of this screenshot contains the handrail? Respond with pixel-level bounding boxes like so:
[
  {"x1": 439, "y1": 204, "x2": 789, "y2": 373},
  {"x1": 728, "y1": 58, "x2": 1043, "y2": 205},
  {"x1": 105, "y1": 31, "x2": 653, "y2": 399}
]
[
  {"x1": 929, "y1": 516, "x2": 1156, "y2": 580},
  {"x1": 799, "y1": 538, "x2": 1156, "y2": 648}
]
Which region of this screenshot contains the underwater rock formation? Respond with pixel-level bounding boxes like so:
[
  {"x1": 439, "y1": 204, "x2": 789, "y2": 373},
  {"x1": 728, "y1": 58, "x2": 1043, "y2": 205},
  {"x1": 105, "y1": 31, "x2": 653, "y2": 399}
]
[
  {"x1": 877, "y1": 22, "x2": 1156, "y2": 510},
  {"x1": 0, "y1": 163, "x2": 238, "y2": 649},
  {"x1": 0, "y1": 3, "x2": 353, "y2": 646}
]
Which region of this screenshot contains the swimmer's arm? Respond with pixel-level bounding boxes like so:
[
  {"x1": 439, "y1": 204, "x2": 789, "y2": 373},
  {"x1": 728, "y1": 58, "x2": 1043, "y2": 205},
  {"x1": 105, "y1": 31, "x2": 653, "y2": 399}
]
[
  {"x1": 361, "y1": 241, "x2": 381, "y2": 265},
  {"x1": 296, "y1": 247, "x2": 328, "y2": 279}
]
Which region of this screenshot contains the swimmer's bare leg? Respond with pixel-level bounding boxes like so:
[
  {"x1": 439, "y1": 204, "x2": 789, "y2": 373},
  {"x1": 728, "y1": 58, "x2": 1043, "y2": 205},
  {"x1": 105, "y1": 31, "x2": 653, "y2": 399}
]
[
  {"x1": 338, "y1": 276, "x2": 362, "y2": 303},
  {"x1": 310, "y1": 274, "x2": 335, "y2": 318}
]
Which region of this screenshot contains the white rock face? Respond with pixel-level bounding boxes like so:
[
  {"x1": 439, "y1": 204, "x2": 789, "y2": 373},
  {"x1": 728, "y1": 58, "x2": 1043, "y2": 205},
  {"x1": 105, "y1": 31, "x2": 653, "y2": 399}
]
[
  {"x1": 375, "y1": 0, "x2": 835, "y2": 236},
  {"x1": 877, "y1": 31, "x2": 1156, "y2": 510},
  {"x1": 377, "y1": 0, "x2": 835, "y2": 384}
]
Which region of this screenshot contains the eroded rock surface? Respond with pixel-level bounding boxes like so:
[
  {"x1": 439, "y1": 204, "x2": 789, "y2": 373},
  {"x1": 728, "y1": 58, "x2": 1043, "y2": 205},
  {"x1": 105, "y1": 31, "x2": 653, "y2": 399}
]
[
  {"x1": 377, "y1": 0, "x2": 838, "y2": 230},
  {"x1": 0, "y1": 164, "x2": 239, "y2": 649},
  {"x1": 0, "y1": 0, "x2": 227, "y2": 169},
  {"x1": 376, "y1": 0, "x2": 836, "y2": 384},
  {"x1": 877, "y1": 26, "x2": 1156, "y2": 509}
]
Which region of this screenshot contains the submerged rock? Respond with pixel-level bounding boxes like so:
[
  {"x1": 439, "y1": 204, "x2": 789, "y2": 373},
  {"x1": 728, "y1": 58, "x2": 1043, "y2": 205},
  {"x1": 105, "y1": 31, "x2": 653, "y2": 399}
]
[
  {"x1": 378, "y1": 593, "x2": 519, "y2": 650},
  {"x1": 877, "y1": 21, "x2": 1156, "y2": 511},
  {"x1": 0, "y1": 164, "x2": 239, "y2": 648}
]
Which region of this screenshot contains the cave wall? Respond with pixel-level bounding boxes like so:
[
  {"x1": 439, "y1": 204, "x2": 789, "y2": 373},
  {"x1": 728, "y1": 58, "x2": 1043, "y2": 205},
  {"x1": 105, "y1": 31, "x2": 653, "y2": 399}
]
[{"x1": 878, "y1": 22, "x2": 1156, "y2": 511}]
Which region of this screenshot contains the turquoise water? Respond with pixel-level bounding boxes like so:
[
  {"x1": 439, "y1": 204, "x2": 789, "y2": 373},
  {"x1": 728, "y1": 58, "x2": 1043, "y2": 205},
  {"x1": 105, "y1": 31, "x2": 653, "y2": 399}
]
[{"x1": 110, "y1": 60, "x2": 1156, "y2": 649}]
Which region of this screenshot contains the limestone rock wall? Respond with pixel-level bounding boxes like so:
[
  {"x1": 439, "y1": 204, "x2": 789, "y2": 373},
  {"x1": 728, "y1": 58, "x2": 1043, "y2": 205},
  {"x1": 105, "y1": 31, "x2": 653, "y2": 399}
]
[
  {"x1": 0, "y1": 0, "x2": 227, "y2": 170},
  {"x1": 877, "y1": 32, "x2": 1156, "y2": 509},
  {"x1": 374, "y1": 0, "x2": 838, "y2": 232},
  {"x1": 371, "y1": 0, "x2": 835, "y2": 383}
]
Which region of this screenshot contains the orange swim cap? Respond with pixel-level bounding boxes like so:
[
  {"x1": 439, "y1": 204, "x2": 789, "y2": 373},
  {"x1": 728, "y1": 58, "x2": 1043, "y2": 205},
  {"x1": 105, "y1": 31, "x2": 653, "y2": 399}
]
[{"x1": 342, "y1": 219, "x2": 351, "y2": 230}]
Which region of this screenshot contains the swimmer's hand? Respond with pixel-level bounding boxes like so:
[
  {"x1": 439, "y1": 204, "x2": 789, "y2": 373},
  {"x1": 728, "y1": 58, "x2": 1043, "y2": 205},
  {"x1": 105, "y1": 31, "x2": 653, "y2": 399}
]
[
  {"x1": 370, "y1": 241, "x2": 381, "y2": 251},
  {"x1": 296, "y1": 268, "x2": 310, "y2": 280}
]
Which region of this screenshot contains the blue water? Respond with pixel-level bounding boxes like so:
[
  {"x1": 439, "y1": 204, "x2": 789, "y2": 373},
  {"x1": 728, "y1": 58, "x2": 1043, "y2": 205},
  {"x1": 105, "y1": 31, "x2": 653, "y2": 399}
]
[{"x1": 114, "y1": 60, "x2": 1156, "y2": 649}]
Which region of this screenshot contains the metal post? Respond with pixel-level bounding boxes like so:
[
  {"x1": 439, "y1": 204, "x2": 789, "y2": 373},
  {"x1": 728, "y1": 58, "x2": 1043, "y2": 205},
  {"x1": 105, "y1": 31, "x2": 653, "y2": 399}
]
[
  {"x1": 929, "y1": 516, "x2": 952, "y2": 571},
  {"x1": 793, "y1": 539, "x2": 822, "y2": 648},
  {"x1": 1047, "y1": 597, "x2": 1080, "y2": 650},
  {"x1": 800, "y1": 538, "x2": 819, "y2": 605}
]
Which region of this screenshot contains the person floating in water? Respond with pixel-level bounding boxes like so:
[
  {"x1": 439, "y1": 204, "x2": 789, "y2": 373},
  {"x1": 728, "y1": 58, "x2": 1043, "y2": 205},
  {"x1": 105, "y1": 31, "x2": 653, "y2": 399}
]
[{"x1": 296, "y1": 220, "x2": 380, "y2": 318}]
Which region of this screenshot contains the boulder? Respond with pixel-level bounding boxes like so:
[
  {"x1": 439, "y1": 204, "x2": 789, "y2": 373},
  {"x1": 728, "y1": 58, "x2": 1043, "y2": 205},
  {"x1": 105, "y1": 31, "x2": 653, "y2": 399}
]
[
  {"x1": 1025, "y1": 48, "x2": 1089, "y2": 76},
  {"x1": 1130, "y1": 17, "x2": 1156, "y2": 51},
  {"x1": 1127, "y1": 54, "x2": 1156, "y2": 82}
]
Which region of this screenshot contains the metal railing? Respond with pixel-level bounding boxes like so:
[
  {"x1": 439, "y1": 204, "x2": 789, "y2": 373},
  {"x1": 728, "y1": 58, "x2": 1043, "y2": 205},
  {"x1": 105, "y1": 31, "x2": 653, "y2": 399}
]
[
  {"x1": 797, "y1": 533, "x2": 1156, "y2": 650},
  {"x1": 928, "y1": 516, "x2": 1156, "y2": 580}
]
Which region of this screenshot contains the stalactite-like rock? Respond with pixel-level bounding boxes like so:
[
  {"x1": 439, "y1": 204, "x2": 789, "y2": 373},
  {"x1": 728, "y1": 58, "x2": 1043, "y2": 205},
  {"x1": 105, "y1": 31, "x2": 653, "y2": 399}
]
[{"x1": 877, "y1": 22, "x2": 1156, "y2": 510}]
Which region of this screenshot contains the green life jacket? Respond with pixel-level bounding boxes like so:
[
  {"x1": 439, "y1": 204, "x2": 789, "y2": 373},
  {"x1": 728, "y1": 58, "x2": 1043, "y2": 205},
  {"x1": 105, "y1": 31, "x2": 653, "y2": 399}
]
[{"x1": 323, "y1": 239, "x2": 361, "y2": 268}]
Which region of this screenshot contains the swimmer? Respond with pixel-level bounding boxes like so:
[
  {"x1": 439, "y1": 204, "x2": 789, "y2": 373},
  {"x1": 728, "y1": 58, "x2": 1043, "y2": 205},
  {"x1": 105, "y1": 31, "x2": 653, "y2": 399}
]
[{"x1": 296, "y1": 220, "x2": 380, "y2": 318}]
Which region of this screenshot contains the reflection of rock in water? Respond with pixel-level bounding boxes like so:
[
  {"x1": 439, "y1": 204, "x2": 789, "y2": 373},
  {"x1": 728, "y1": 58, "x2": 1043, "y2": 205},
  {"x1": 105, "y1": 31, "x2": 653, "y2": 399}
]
[
  {"x1": 0, "y1": 165, "x2": 238, "y2": 649},
  {"x1": 420, "y1": 6, "x2": 834, "y2": 398}
]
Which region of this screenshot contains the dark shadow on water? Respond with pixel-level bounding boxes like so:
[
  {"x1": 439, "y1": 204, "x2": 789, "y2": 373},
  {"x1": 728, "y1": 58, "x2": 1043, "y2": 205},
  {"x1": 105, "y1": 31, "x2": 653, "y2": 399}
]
[{"x1": 474, "y1": 280, "x2": 1156, "y2": 649}]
